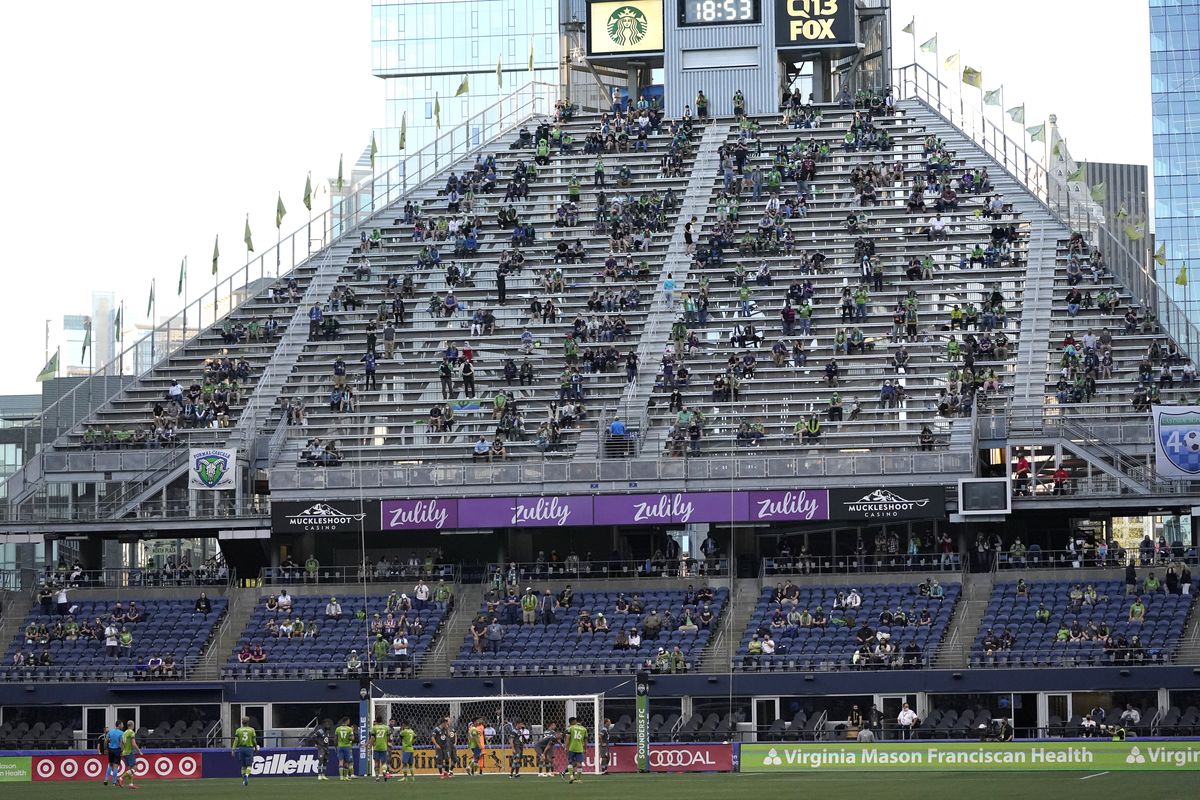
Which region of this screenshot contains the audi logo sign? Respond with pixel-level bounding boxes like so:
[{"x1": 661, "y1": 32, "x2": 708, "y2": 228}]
[{"x1": 31, "y1": 753, "x2": 201, "y2": 782}]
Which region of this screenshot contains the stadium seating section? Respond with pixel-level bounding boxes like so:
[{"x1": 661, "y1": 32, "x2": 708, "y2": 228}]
[
  {"x1": 970, "y1": 580, "x2": 1195, "y2": 667},
  {"x1": 452, "y1": 588, "x2": 728, "y2": 676},
  {"x1": 737, "y1": 582, "x2": 961, "y2": 671},
  {"x1": 223, "y1": 594, "x2": 449, "y2": 678},
  {"x1": 2, "y1": 597, "x2": 227, "y2": 680}
]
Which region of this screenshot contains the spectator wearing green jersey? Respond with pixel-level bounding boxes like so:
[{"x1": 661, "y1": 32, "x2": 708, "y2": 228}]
[
  {"x1": 369, "y1": 716, "x2": 391, "y2": 782},
  {"x1": 562, "y1": 716, "x2": 587, "y2": 783},
  {"x1": 232, "y1": 717, "x2": 259, "y2": 786},
  {"x1": 335, "y1": 717, "x2": 356, "y2": 780}
]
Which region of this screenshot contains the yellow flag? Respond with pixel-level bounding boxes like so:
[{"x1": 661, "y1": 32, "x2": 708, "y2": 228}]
[
  {"x1": 399, "y1": 112, "x2": 407, "y2": 150},
  {"x1": 944, "y1": 52, "x2": 960, "y2": 74},
  {"x1": 1177, "y1": 263, "x2": 1189, "y2": 286},
  {"x1": 1089, "y1": 182, "x2": 1107, "y2": 204},
  {"x1": 962, "y1": 67, "x2": 982, "y2": 89},
  {"x1": 902, "y1": 18, "x2": 914, "y2": 35},
  {"x1": 1154, "y1": 242, "x2": 1167, "y2": 267},
  {"x1": 434, "y1": 94, "x2": 441, "y2": 130},
  {"x1": 455, "y1": 75, "x2": 469, "y2": 97}
]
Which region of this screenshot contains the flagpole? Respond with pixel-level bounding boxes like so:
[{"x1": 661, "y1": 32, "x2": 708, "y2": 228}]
[{"x1": 184, "y1": 256, "x2": 189, "y2": 337}]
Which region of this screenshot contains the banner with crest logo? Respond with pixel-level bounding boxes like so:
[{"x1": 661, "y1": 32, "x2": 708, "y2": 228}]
[
  {"x1": 189, "y1": 447, "x2": 238, "y2": 490},
  {"x1": 1152, "y1": 406, "x2": 1200, "y2": 480}
]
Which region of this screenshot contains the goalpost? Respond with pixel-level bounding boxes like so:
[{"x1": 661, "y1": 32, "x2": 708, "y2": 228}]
[{"x1": 369, "y1": 693, "x2": 606, "y2": 778}]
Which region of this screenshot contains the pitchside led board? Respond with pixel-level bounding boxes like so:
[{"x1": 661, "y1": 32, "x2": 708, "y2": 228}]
[
  {"x1": 774, "y1": 0, "x2": 856, "y2": 49},
  {"x1": 1152, "y1": 404, "x2": 1200, "y2": 480},
  {"x1": 588, "y1": 0, "x2": 666, "y2": 57}
]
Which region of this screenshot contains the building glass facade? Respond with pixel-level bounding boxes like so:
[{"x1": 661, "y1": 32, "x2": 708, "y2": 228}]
[
  {"x1": 1151, "y1": 0, "x2": 1200, "y2": 320},
  {"x1": 370, "y1": 0, "x2": 562, "y2": 172}
]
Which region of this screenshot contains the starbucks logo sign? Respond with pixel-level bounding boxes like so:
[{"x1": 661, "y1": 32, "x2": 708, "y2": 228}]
[{"x1": 607, "y1": 5, "x2": 649, "y2": 46}]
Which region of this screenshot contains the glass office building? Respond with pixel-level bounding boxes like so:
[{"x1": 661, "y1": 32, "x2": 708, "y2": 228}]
[
  {"x1": 371, "y1": 1, "x2": 563, "y2": 173},
  {"x1": 1150, "y1": 0, "x2": 1200, "y2": 321}
]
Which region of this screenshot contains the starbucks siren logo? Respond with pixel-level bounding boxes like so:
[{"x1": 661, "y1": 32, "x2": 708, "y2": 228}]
[{"x1": 607, "y1": 5, "x2": 649, "y2": 46}]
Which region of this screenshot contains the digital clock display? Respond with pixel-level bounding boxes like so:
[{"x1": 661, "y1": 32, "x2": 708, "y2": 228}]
[{"x1": 679, "y1": 0, "x2": 761, "y2": 26}]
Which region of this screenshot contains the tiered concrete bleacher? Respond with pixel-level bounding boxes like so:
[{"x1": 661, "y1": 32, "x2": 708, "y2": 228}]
[
  {"x1": 451, "y1": 587, "x2": 727, "y2": 676},
  {"x1": 223, "y1": 592, "x2": 449, "y2": 679},
  {"x1": 278, "y1": 113, "x2": 701, "y2": 465},
  {"x1": 654, "y1": 110, "x2": 1025, "y2": 455},
  {"x1": 970, "y1": 579, "x2": 1196, "y2": 667},
  {"x1": 736, "y1": 581, "x2": 961, "y2": 671},
  {"x1": 2, "y1": 596, "x2": 227, "y2": 680}
]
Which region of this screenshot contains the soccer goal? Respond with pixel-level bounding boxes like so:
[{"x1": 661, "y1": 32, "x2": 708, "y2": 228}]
[{"x1": 369, "y1": 693, "x2": 606, "y2": 778}]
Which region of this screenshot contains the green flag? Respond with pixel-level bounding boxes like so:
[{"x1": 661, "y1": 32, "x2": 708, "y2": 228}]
[
  {"x1": 983, "y1": 87, "x2": 1002, "y2": 106},
  {"x1": 337, "y1": 154, "x2": 344, "y2": 192},
  {"x1": 529, "y1": 37, "x2": 535, "y2": 70},
  {"x1": 80, "y1": 320, "x2": 91, "y2": 362},
  {"x1": 399, "y1": 112, "x2": 407, "y2": 150},
  {"x1": 1154, "y1": 242, "x2": 1167, "y2": 267},
  {"x1": 1089, "y1": 182, "x2": 1107, "y2": 204},
  {"x1": 177, "y1": 256, "x2": 186, "y2": 296},
  {"x1": 434, "y1": 93, "x2": 441, "y2": 129},
  {"x1": 1026, "y1": 123, "x2": 1045, "y2": 142},
  {"x1": 212, "y1": 235, "x2": 219, "y2": 275},
  {"x1": 244, "y1": 215, "x2": 254, "y2": 252},
  {"x1": 962, "y1": 67, "x2": 982, "y2": 89},
  {"x1": 1124, "y1": 223, "x2": 1145, "y2": 241},
  {"x1": 303, "y1": 173, "x2": 312, "y2": 211},
  {"x1": 455, "y1": 75, "x2": 469, "y2": 97},
  {"x1": 1007, "y1": 105, "x2": 1025, "y2": 124},
  {"x1": 1052, "y1": 141, "x2": 1061, "y2": 158},
  {"x1": 36, "y1": 349, "x2": 59, "y2": 383},
  {"x1": 920, "y1": 35, "x2": 937, "y2": 54},
  {"x1": 146, "y1": 278, "x2": 155, "y2": 318},
  {"x1": 370, "y1": 132, "x2": 377, "y2": 171},
  {"x1": 1177, "y1": 263, "x2": 1188, "y2": 286},
  {"x1": 497, "y1": 55, "x2": 503, "y2": 87},
  {"x1": 1116, "y1": 204, "x2": 1129, "y2": 220},
  {"x1": 1067, "y1": 162, "x2": 1085, "y2": 182},
  {"x1": 902, "y1": 18, "x2": 914, "y2": 35},
  {"x1": 276, "y1": 192, "x2": 286, "y2": 228}
]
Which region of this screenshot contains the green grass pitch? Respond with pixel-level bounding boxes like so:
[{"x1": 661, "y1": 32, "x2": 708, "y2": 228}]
[{"x1": 24, "y1": 771, "x2": 1200, "y2": 798}]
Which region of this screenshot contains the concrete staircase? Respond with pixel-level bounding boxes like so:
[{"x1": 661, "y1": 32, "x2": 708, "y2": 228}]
[
  {"x1": 1173, "y1": 593, "x2": 1200, "y2": 665},
  {"x1": 697, "y1": 578, "x2": 759, "y2": 673},
  {"x1": 933, "y1": 570, "x2": 995, "y2": 669},
  {"x1": 195, "y1": 587, "x2": 254, "y2": 680},
  {"x1": 420, "y1": 581, "x2": 484, "y2": 678}
]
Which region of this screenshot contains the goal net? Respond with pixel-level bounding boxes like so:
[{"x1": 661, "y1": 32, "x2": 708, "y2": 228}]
[{"x1": 369, "y1": 693, "x2": 605, "y2": 778}]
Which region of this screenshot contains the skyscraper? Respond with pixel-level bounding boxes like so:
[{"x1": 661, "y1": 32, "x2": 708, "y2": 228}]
[{"x1": 1150, "y1": 0, "x2": 1200, "y2": 319}]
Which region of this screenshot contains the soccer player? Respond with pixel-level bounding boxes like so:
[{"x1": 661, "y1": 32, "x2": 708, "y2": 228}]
[
  {"x1": 120, "y1": 720, "x2": 142, "y2": 788},
  {"x1": 432, "y1": 717, "x2": 455, "y2": 778},
  {"x1": 397, "y1": 721, "x2": 416, "y2": 782},
  {"x1": 305, "y1": 723, "x2": 331, "y2": 780},
  {"x1": 466, "y1": 717, "x2": 485, "y2": 775},
  {"x1": 536, "y1": 722, "x2": 559, "y2": 777},
  {"x1": 102, "y1": 721, "x2": 123, "y2": 786},
  {"x1": 507, "y1": 720, "x2": 527, "y2": 778},
  {"x1": 369, "y1": 716, "x2": 391, "y2": 781},
  {"x1": 232, "y1": 717, "x2": 259, "y2": 787},
  {"x1": 562, "y1": 716, "x2": 587, "y2": 783},
  {"x1": 334, "y1": 717, "x2": 356, "y2": 781}
]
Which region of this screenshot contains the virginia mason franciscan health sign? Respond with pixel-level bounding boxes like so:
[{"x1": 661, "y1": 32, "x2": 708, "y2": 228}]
[{"x1": 774, "y1": 0, "x2": 856, "y2": 49}]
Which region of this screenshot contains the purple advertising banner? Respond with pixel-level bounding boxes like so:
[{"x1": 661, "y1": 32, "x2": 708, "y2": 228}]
[
  {"x1": 747, "y1": 490, "x2": 829, "y2": 522},
  {"x1": 592, "y1": 491, "x2": 751, "y2": 525},
  {"x1": 459, "y1": 495, "x2": 593, "y2": 528},
  {"x1": 380, "y1": 498, "x2": 458, "y2": 531}
]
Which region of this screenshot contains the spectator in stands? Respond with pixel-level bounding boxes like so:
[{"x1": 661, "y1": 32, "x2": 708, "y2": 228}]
[
  {"x1": 1128, "y1": 596, "x2": 1146, "y2": 623},
  {"x1": 325, "y1": 597, "x2": 343, "y2": 620},
  {"x1": 195, "y1": 593, "x2": 212, "y2": 614}
]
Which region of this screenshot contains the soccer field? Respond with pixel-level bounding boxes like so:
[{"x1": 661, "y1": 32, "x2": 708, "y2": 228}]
[{"x1": 26, "y1": 772, "x2": 1200, "y2": 799}]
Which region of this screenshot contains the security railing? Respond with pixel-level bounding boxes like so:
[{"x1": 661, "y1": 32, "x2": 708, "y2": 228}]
[
  {"x1": 761, "y1": 554, "x2": 965, "y2": 577},
  {"x1": 484, "y1": 559, "x2": 730, "y2": 585},
  {"x1": 259, "y1": 563, "x2": 459, "y2": 586}
]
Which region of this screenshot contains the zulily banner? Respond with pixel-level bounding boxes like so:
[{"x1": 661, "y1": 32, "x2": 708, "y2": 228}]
[{"x1": 741, "y1": 742, "x2": 1200, "y2": 772}]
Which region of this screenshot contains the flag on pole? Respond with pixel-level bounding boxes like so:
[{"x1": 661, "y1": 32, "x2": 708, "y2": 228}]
[
  {"x1": 337, "y1": 154, "x2": 344, "y2": 192},
  {"x1": 1026, "y1": 123, "x2": 1046, "y2": 142},
  {"x1": 1154, "y1": 242, "x2": 1167, "y2": 267},
  {"x1": 962, "y1": 67, "x2": 982, "y2": 88},
  {"x1": 147, "y1": 279, "x2": 155, "y2": 318},
  {"x1": 303, "y1": 173, "x2": 312, "y2": 211},
  {"x1": 983, "y1": 87, "x2": 1002, "y2": 106},
  {"x1": 1116, "y1": 204, "x2": 1129, "y2": 220},
  {"x1": 370, "y1": 132, "x2": 377, "y2": 171},
  {"x1": 902, "y1": 18, "x2": 914, "y2": 35},
  {"x1": 1089, "y1": 182, "x2": 1107, "y2": 204},
  {"x1": 434, "y1": 93, "x2": 441, "y2": 129},
  {"x1": 276, "y1": 192, "x2": 286, "y2": 228},
  {"x1": 1067, "y1": 162, "x2": 1085, "y2": 182},
  {"x1": 920, "y1": 35, "x2": 937, "y2": 54},
  {"x1": 1177, "y1": 263, "x2": 1189, "y2": 286},
  {"x1": 529, "y1": 37, "x2": 535, "y2": 70},
  {"x1": 114, "y1": 303, "x2": 123, "y2": 342},
  {"x1": 212, "y1": 235, "x2": 219, "y2": 275},
  {"x1": 944, "y1": 53, "x2": 960, "y2": 74},
  {"x1": 1007, "y1": 105, "x2": 1025, "y2": 124},
  {"x1": 455, "y1": 75, "x2": 469, "y2": 96},
  {"x1": 244, "y1": 215, "x2": 254, "y2": 253},
  {"x1": 1052, "y1": 141, "x2": 1061, "y2": 158},
  {"x1": 497, "y1": 55, "x2": 503, "y2": 88},
  {"x1": 81, "y1": 319, "x2": 91, "y2": 362},
  {"x1": 399, "y1": 112, "x2": 407, "y2": 150},
  {"x1": 177, "y1": 256, "x2": 186, "y2": 296},
  {"x1": 1124, "y1": 223, "x2": 1145, "y2": 241},
  {"x1": 36, "y1": 349, "x2": 59, "y2": 382}
]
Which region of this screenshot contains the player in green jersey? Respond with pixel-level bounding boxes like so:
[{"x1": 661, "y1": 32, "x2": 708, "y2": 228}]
[
  {"x1": 397, "y1": 722, "x2": 416, "y2": 781},
  {"x1": 120, "y1": 720, "x2": 142, "y2": 788},
  {"x1": 334, "y1": 717, "x2": 356, "y2": 780},
  {"x1": 232, "y1": 717, "x2": 259, "y2": 786},
  {"x1": 369, "y1": 717, "x2": 391, "y2": 781},
  {"x1": 561, "y1": 717, "x2": 587, "y2": 784},
  {"x1": 466, "y1": 717, "x2": 485, "y2": 775}
]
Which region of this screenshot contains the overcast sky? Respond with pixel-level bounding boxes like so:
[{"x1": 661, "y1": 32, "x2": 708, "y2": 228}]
[{"x1": 0, "y1": 0, "x2": 1151, "y2": 395}]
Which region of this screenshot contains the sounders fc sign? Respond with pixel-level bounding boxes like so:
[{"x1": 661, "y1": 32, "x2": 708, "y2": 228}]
[{"x1": 775, "y1": 0, "x2": 856, "y2": 49}]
